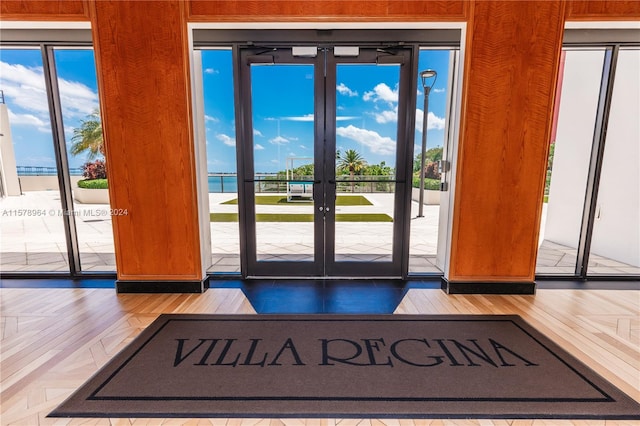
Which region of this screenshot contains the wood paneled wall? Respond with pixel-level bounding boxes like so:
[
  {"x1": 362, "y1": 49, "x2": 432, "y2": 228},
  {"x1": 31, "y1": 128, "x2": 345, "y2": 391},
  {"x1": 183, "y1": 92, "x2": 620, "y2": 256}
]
[
  {"x1": 0, "y1": 0, "x2": 88, "y2": 20},
  {"x1": 188, "y1": 1, "x2": 468, "y2": 21},
  {"x1": 448, "y1": 1, "x2": 566, "y2": 283},
  {"x1": 1, "y1": 0, "x2": 634, "y2": 287},
  {"x1": 90, "y1": 0, "x2": 201, "y2": 282},
  {"x1": 567, "y1": 0, "x2": 640, "y2": 20}
]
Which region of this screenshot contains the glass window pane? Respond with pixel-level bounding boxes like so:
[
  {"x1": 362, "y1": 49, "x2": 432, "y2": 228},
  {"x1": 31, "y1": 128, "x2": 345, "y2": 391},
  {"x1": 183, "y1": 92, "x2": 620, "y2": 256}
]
[
  {"x1": 54, "y1": 48, "x2": 115, "y2": 272},
  {"x1": 536, "y1": 49, "x2": 605, "y2": 275},
  {"x1": 409, "y1": 49, "x2": 451, "y2": 273},
  {"x1": 588, "y1": 48, "x2": 640, "y2": 275},
  {"x1": 0, "y1": 48, "x2": 69, "y2": 272},
  {"x1": 200, "y1": 49, "x2": 242, "y2": 273},
  {"x1": 251, "y1": 63, "x2": 315, "y2": 262},
  {"x1": 334, "y1": 62, "x2": 399, "y2": 263}
]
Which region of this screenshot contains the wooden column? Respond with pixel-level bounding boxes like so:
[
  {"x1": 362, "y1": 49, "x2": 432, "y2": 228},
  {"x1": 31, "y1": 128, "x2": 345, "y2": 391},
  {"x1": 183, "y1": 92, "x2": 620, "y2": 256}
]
[
  {"x1": 90, "y1": 0, "x2": 204, "y2": 291},
  {"x1": 445, "y1": 0, "x2": 566, "y2": 293}
]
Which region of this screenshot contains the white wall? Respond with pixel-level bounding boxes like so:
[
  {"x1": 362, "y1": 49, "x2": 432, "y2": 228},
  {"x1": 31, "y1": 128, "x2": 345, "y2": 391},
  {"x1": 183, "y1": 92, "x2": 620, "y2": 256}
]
[
  {"x1": 0, "y1": 104, "x2": 22, "y2": 196},
  {"x1": 590, "y1": 49, "x2": 640, "y2": 267},
  {"x1": 545, "y1": 48, "x2": 640, "y2": 268},
  {"x1": 544, "y1": 50, "x2": 604, "y2": 248}
]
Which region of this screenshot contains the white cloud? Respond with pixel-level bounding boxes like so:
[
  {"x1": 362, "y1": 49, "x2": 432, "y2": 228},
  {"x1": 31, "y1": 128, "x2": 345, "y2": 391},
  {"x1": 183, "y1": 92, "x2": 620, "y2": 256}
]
[
  {"x1": 279, "y1": 114, "x2": 357, "y2": 122},
  {"x1": 337, "y1": 83, "x2": 358, "y2": 97},
  {"x1": 216, "y1": 133, "x2": 236, "y2": 147},
  {"x1": 7, "y1": 109, "x2": 47, "y2": 127},
  {"x1": 0, "y1": 61, "x2": 98, "y2": 123},
  {"x1": 253, "y1": 129, "x2": 264, "y2": 137},
  {"x1": 0, "y1": 62, "x2": 50, "y2": 115},
  {"x1": 205, "y1": 115, "x2": 219, "y2": 122},
  {"x1": 204, "y1": 68, "x2": 219, "y2": 74},
  {"x1": 433, "y1": 88, "x2": 445, "y2": 94},
  {"x1": 57, "y1": 78, "x2": 99, "y2": 119},
  {"x1": 373, "y1": 106, "x2": 398, "y2": 124},
  {"x1": 299, "y1": 144, "x2": 307, "y2": 150},
  {"x1": 255, "y1": 143, "x2": 265, "y2": 150},
  {"x1": 269, "y1": 135, "x2": 289, "y2": 145},
  {"x1": 363, "y1": 83, "x2": 398, "y2": 104},
  {"x1": 336, "y1": 125, "x2": 395, "y2": 155},
  {"x1": 415, "y1": 109, "x2": 446, "y2": 132},
  {"x1": 282, "y1": 114, "x2": 314, "y2": 122}
]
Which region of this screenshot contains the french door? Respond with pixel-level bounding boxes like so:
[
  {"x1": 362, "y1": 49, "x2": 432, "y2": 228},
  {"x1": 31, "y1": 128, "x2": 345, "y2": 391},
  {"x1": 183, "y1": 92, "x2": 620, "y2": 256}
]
[{"x1": 236, "y1": 45, "x2": 415, "y2": 277}]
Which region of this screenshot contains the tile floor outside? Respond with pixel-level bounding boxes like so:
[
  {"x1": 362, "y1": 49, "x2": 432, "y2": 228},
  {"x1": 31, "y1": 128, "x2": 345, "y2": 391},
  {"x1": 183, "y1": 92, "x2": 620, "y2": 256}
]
[{"x1": 1, "y1": 191, "x2": 638, "y2": 276}]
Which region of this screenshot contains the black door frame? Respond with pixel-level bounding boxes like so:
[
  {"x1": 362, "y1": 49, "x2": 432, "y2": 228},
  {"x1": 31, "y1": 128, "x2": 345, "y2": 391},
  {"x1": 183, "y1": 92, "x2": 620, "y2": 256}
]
[{"x1": 235, "y1": 44, "x2": 416, "y2": 277}]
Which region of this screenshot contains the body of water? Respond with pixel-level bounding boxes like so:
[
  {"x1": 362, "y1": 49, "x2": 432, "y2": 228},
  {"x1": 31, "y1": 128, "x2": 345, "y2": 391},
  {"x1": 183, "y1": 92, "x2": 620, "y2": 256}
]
[{"x1": 208, "y1": 175, "x2": 238, "y2": 193}]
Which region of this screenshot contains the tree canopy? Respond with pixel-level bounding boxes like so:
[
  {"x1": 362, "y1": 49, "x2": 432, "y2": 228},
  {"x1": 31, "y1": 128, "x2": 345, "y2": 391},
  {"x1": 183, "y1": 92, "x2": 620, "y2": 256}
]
[{"x1": 70, "y1": 109, "x2": 104, "y2": 160}]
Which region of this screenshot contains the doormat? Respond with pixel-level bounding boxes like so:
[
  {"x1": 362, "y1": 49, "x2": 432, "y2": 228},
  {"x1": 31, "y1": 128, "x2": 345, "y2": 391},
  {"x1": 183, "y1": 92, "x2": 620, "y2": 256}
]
[{"x1": 49, "y1": 315, "x2": 640, "y2": 419}]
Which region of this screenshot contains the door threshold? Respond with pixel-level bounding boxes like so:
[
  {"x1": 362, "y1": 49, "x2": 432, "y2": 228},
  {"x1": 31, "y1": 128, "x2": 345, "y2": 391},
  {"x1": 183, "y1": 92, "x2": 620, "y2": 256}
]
[{"x1": 245, "y1": 276, "x2": 404, "y2": 281}]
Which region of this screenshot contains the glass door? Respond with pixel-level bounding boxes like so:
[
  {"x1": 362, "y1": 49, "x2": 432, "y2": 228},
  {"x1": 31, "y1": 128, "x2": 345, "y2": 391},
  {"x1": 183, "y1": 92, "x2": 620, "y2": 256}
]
[
  {"x1": 238, "y1": 47, "x2": 324, "y2": 276},
  {"x1": 236, "y1": 46, "x2": 414, "y2": 277},
  {"x1": 325, "y1": 47, "x2": 413, "y2": 276}
]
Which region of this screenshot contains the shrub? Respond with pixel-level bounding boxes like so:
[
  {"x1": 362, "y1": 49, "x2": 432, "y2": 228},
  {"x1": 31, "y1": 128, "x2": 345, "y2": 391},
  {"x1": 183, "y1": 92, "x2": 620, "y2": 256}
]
[
  {"x1": 78, "y1": 178, "x2": 108, "y2": 189},
  {"x1": 82, "y1": 160, "x2": 107, "y2": 180},
  {"x1": 412, "y1": 177, "x2": 440, "y2": 190}
]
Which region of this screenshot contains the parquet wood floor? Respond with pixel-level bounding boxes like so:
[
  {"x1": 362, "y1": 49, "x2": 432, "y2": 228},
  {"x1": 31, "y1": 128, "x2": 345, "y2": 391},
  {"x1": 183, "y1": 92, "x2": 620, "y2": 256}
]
[{"x1": 1, "y1": 287, "x2": 638, "y2": 425}]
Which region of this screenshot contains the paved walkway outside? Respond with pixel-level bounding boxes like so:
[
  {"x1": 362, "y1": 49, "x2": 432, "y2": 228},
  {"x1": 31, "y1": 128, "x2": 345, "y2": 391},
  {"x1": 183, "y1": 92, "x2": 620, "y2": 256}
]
[{"x1": 1, "y1": 191, "x2": 638, "y2": 276}]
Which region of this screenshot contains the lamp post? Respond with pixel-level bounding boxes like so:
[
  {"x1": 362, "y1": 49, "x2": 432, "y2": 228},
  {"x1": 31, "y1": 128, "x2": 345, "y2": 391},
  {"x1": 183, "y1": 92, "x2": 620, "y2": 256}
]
[{"x1": 418, "y1": 69, "x2": 437, "y2": 218}]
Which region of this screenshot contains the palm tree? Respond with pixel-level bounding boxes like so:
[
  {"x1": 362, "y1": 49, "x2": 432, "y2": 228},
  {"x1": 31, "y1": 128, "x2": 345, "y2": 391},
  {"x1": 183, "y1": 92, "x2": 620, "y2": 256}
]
[
  {"x1": 337, "y1": 149, "x2": 366, "y2": 192},
  {"x1": 70, "y1": 109, "x2": 104, "y2": 160}
]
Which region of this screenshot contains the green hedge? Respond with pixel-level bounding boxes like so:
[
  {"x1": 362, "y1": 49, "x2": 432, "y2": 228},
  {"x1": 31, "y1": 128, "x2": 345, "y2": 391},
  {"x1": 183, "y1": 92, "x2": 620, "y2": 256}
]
[
  {"x1": 412, "y1": 177, "x2": 440, "y2": 191},
  {"x1": 78, "y1": 179, "x2": 108, "y2": 189}
]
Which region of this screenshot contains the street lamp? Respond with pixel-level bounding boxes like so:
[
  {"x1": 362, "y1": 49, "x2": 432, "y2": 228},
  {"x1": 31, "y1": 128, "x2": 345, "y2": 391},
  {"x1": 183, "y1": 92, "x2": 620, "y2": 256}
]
[{"x1": 418, "y1": 69, "x2": 437, "y2": 218}]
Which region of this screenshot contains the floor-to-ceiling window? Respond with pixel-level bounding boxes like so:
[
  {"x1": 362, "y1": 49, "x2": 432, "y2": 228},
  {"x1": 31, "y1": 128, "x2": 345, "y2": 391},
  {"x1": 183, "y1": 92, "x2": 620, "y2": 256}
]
[
  {"x1": 193, "y1": 48, "x2": 242, "y2": 274},
  {"x1": 0, "y1": 48, "x2": 69, "y2": 272},
  {"x1": 537, "y1": 38, "x2": 640, "y2": 278},
  {"x1": 191, "y1": 29, "x2": 462, "y2": 278},
  {"x1": 0, "y1": 30, "x2": 116, "y2": 276},
  {"x1": 408, "y1": 48, "x2": 458, "y2": 275}
]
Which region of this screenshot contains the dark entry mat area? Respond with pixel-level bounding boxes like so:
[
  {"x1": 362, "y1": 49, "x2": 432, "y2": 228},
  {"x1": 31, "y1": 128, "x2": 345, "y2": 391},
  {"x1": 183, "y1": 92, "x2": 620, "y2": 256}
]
[{"x1": 50, "y1": 314, "x2": 640, "y2": 419}]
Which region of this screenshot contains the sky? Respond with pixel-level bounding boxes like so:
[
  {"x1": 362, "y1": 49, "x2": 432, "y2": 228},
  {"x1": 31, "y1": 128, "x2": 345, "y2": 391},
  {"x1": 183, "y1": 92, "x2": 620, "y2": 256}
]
[
  {"x1": 0, "y1": 47, "x2": 451, "y2": 174},
  {"x1": 203, "y1": 48, "x2": 451, "y2": 173},
  {"x1": 0, "y1": 48, "x2": 99, "y2": 172}
]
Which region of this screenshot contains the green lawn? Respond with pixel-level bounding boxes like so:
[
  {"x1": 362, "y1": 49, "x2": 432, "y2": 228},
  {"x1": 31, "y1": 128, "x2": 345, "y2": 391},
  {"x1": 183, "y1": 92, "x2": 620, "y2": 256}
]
[
  {"x1": 210, "y1": 213, "x2": 393, "y2": 222},
  {"x1": 222, "y1": 195, "x2": 373, "y2": 206}
]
